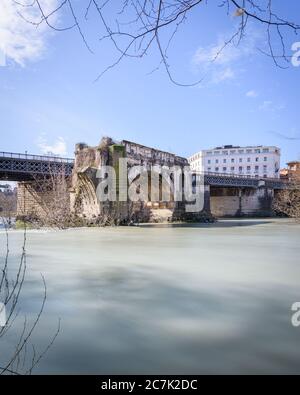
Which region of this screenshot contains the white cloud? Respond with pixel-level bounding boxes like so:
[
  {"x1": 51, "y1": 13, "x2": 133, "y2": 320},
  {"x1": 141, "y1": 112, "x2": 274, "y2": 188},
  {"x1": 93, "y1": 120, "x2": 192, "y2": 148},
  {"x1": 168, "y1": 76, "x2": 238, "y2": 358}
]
[
  {"x1": 212, "y1": 67, "x2": 235, "y2": 83},
  {"x1": 193, "y1": 41, "x2": 242, "y2": 67},
  {"x1": 246, "y1": 90, "x2": 258, "y2": 98},
  {"x1": 37, "y1": 135, "x2": 67, "y2": 156},
  {"x1": 0, "y1": 0, "x2": 58, "y2": 66},
  {"x1": 192, "y1": 27, "x2": 262, "y2": 84},
  {"x1": 259, "y1": 101, "x2": 285, "y2": 112},
  {"x1": 259, "y1": 100, "x2": 272, "y2": 111}
]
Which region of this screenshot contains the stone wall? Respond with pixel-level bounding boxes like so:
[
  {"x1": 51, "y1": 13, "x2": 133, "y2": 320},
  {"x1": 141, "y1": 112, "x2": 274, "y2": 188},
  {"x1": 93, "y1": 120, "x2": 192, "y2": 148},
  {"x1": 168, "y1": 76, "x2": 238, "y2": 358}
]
[
  {"x1": 210, "y1": 186, "x2": 275, "y2": 217},
  {"x1": 17, "y1": 182, "x2": 47, "y2": 219}
]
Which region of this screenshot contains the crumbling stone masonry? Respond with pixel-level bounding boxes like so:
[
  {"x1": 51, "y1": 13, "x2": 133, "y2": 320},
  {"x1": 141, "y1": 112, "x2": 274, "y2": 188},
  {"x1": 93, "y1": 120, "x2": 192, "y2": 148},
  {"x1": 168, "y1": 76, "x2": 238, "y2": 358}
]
[{"x1": 70, "y1": 138, "x2": 211, "y2": 224}]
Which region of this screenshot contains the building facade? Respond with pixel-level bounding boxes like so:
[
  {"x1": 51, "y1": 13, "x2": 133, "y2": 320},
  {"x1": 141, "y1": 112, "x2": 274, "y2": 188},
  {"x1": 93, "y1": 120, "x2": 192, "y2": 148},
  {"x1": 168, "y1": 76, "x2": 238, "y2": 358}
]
[
  {"x1": 0, "y1": 184, "x2": 12, "y2": 193},
  {"x1": 280, "y1": 161, "x2": 300, "y2": 181},
  {"x1": 287, "y1": 161, "x2": 300, "y2": 173},
  {"x1": 188, "y1": 145, "x2": 281, "y2": 179}
]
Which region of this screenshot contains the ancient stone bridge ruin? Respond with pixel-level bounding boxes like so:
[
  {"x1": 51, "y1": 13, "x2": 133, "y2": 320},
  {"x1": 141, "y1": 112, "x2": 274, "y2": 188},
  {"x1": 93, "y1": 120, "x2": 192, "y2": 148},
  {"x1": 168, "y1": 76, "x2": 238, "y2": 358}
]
[{"x1": 69, "y1": 138, "x2": 203, "y2": 224}]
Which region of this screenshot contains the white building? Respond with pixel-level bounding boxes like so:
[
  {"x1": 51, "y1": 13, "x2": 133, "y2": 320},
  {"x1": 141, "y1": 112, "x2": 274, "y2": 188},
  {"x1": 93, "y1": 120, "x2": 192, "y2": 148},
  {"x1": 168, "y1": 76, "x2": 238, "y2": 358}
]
[
  {"x1": 188, "y1": 145, "x2": 281, "y2": 178},
  {"x1": 0, "y1": 184, "x2": 12, "y2": 193}
]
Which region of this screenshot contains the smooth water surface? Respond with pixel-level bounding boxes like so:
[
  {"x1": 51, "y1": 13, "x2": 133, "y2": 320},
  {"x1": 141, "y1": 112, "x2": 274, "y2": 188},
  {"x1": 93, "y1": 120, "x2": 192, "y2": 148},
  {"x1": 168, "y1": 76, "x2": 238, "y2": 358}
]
[{"x1": 0, "y1": 219, "x2": 300, "y2": 374}]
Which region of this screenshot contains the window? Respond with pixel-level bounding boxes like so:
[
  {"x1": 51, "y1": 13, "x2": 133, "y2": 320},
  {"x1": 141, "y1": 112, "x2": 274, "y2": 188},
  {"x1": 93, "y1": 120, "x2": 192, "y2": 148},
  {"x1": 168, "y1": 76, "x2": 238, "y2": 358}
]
[
  {"x1": 230, "y1": 150, "x2": 236, "y2": 154},
  {"x1": 231, "y1": 158, "x2": 235, "y2": 163},
  {"x1": 222, "y1": 151, "x2": 228, "y2": 155},
  {"x1": 239, "y1": 158, "x2": 243, "y2": 163},
  {"x1": 255, "y1": 149, "x2": 261, "y2": 153},
  {"x1": 247, "y1": 166, "x2": 251, "y2": 171},
  {"x1": 207, "y1": 151, "x2": 213, "y2": 155},
  {"x1": 263, "y1": 148, "x2": 269, "y2": 153},
  {"x1": 223, "y1": 167, "x2": 227, "y2": 172},
  {"x1": 255, "y1": 157, "x2": 259, "y2": 162},
  {"x1": 264, "y1": 157, "x2": 267, "y2": 161},
  {"x1": 255, "y1": 166, "x2": 259, "y2": 172},
  {"x1": 263, "y1": 165, "x2": 267, "y2": 171},
  {"x1": 246, "y1": 149, "x2": 252, "y2": 153},
  {"x1": 207, "y1": 167, "x2": 211, "y2": 172},
  {"x1": 223, "y1": 159, "x2": 227, "y2": 163},
  {"x1": 214, "y1": 151, "x2": 220, "y2": 155},
  {"x1": 247, "y1": 157, "x2": 251, "y2": 162},
  {"x1": 208, "y1": 159, "x2": 211, "y2": 164},
  {"x1": 238, "y1": 150, "x2": 244, "y2": 154},
  {"x1": 215, "y1": 167, "x2": 219, "y2": 172},
  {"x1": 239, "y1": 166, "x2": 243, "y2": 172},
  {"x1": 215, "y1": 159, "x2": 219, "y2": 164},
  {"x1": 263, "y1": 174, "x2": 267, "y2": 178},
  {"x1": 231, "y1": 167, "x2": 235, "y2": 171}
]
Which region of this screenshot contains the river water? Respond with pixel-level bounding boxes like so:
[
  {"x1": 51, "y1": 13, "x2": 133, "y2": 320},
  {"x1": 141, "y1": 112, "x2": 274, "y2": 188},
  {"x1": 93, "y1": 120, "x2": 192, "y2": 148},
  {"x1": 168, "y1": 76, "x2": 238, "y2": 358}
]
[{"x1": 0, "y1": 219, "x2": 299, "y2": 374}]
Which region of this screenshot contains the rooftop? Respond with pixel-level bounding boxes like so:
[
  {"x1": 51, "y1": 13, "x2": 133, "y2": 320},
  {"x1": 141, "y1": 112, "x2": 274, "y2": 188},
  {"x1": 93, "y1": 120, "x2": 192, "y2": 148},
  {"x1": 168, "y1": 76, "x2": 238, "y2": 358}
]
[
  {"x1": 211, "y1": 145, "x2": 279, "y2": 150},
  {"x1": 287, "y1": 160, "x2": 300, "y2": 165}
]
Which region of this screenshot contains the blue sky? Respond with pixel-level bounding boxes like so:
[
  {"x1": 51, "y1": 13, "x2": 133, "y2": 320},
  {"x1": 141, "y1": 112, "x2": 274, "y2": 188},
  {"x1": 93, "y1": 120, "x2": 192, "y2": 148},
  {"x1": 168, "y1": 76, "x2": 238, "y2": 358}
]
[{"x1": 0, "y1": 0, "x2": 300, "y2": 166}]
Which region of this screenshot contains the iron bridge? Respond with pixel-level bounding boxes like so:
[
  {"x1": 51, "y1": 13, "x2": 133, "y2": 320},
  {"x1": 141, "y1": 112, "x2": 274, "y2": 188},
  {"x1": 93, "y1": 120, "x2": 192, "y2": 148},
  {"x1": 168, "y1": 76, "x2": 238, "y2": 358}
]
[{"x1": 0, "y1": 151, "x2": 74, "y2": 181}]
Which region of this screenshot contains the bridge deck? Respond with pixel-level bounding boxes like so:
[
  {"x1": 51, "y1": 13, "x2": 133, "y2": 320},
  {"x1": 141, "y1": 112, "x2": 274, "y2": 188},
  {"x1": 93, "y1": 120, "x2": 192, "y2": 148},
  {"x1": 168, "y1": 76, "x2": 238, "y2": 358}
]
[
  {"x1": 199, "y1": 172, "x2": 287, "y2": 189},
  {"x1": 0, "y1": 151, "x2": 74, "y2": 181}
]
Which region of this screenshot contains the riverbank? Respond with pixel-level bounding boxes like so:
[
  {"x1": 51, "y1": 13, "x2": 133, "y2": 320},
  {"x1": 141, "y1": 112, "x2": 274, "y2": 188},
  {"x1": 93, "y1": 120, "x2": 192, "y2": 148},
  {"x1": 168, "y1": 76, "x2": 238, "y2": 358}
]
[{"x1": 1, "y1": 217, "x2": 297, "y2": 232}]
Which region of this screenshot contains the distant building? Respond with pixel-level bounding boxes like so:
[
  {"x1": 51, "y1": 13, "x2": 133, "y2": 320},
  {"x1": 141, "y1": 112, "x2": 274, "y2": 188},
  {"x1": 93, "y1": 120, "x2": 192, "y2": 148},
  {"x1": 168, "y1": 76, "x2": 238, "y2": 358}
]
[
  {"x1": 0, "y1": 184, "x2": 12, "y2": 193},
  {"x1": 287, "y1": 161, "x2": 300, "y2": 172},
  {"x1": 280, "y1": 168, "x2": 289, "y2": 180},
  {"x1": 280, "y1": 161, "x2": 300, "y2": 181},
  {"x1": 188, "y1": 145, "x2": 281, "y2": 178}
]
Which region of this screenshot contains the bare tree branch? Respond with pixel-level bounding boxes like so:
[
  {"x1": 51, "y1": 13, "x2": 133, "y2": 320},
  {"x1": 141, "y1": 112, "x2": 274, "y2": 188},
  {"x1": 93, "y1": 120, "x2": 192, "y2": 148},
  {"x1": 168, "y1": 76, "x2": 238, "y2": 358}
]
[
  {"x1": 12, "y1": 0, "x2": 300, "y2": 84},
  {"x1": 0, "y1": 222, "x2": 60, "y2": 374}
]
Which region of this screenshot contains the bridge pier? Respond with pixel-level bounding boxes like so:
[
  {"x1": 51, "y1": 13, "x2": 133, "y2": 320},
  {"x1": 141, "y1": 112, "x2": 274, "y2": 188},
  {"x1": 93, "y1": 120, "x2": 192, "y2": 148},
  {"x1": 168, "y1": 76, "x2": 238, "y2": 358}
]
[
  {"x1": 210, "y1": 186, "x2": 275, "y2": 217},
  {"x1": 16, "y1": 181, "x2": 47, "y2": 220}
]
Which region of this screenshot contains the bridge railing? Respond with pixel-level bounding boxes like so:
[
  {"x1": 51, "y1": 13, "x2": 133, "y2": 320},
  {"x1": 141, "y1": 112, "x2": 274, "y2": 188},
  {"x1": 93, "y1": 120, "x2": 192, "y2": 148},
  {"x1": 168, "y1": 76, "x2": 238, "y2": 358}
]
[
  {"x1": 194, "y1": 170, "x2": 288, "y2": 183},
  {"x1": 0, "y1": 151, "x2": 74, "y2": 163}
]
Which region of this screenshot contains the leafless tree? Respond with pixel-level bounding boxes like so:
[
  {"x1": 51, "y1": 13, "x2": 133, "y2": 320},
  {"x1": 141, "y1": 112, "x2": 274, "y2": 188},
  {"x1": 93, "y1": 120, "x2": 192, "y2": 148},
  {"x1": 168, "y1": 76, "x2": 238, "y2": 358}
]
[
  {"x1": 25, "y1": 165, "x2": 77, "y2": 229},
  {"x1": 33, "y1": 173, "x2": 71, "y2": 228},
  {"x1": 0, "y1": 223, "x2": 60, "y2": 374},
  {"x1": 0, "y1": 189, "x2": 17, "y2": 227},
  {"x1": 13, "y1": 0, "x2": 300, "y2": 85}
]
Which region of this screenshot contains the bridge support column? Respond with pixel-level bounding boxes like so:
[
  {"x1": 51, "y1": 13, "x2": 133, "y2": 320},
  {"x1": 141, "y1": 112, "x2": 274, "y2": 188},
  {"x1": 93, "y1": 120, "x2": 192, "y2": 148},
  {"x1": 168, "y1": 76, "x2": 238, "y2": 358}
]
[
  {"x1": 204, "y1": 184, "x2": 211, "y2": 214},
  {"x1": 17, "y1": 182, "x2": 46, "y2": 219},
  {"x1": 210, "y1": 186, "x2": 275, "y2": 217},
  {"x1": 240, "y1": 187, "x2": 274, "y2": 217}
]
